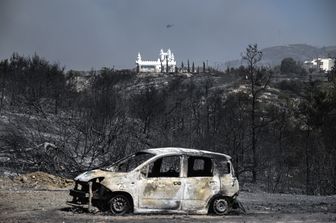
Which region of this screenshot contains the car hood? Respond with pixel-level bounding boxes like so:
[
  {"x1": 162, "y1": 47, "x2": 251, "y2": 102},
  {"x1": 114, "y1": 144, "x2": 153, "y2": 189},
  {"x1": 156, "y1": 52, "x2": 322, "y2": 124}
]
[{"x1": 74, "y1": 169, "x2": 128, "y2": 182}]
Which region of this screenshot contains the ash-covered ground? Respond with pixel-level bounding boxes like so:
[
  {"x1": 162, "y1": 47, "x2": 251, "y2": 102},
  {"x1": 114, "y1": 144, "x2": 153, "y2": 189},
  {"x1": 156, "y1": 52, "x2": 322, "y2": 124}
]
[{"x1": 0, "y1": 172, "x2": 336, "y2": 223}]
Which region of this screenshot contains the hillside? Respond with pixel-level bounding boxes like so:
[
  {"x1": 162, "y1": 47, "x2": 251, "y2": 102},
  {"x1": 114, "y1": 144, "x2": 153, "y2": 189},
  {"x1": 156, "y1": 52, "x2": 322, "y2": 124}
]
[
  {"x1": 1, "y1": 53, "x2": 336, "y2": 197},
  {"x1": 225, "y1": 44, "x2": 336, "y2": 68}
]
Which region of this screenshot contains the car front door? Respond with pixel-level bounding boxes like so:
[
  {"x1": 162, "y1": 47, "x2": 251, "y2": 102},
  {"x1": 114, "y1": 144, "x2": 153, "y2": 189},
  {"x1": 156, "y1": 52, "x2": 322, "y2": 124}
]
[{"x1": 138, "y1": 155, "x2": 183, "y2": 210}]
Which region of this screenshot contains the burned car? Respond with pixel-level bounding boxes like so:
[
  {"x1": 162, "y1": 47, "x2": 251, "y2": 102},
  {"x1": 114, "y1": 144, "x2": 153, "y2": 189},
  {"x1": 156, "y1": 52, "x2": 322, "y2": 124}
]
[{"x1": 67, "y1": 147, "x2": 241, "y2": 215}]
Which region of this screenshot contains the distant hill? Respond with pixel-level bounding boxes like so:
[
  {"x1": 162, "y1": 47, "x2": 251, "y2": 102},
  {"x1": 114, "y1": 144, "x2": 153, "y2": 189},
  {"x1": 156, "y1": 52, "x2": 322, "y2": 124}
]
[{"x1": 225, "y1": 44, "x2": 336, "y2": 68}]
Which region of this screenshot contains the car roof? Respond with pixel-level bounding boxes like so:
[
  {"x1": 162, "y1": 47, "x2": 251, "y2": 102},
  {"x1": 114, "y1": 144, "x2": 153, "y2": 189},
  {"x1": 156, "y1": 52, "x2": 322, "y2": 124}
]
[{"x1": 142, "y1": 147, "x2": 231, "y2": 160}]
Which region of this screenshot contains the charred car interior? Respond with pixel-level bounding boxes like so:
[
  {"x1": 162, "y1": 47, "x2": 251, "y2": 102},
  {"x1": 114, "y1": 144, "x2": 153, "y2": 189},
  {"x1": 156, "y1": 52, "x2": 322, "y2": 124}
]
[{"x1": 67, "y1": 147, "x2": 243, "y2": 215}]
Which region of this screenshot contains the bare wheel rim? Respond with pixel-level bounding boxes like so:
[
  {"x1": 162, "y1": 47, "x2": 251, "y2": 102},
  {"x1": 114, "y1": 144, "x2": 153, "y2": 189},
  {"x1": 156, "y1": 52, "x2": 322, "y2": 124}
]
[
  {"x1": 213, "y1": 198, "x2": 229, "y2": 214},
  {"x1": 110, "y1": 195, "x2": 129, "y2": 214}
]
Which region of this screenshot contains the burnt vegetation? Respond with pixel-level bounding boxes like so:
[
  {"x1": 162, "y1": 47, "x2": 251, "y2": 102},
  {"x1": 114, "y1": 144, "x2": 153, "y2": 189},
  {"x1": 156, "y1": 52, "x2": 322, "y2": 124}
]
[{"x1": 0, "y1": 47, "x2": 336, "y2": 195}]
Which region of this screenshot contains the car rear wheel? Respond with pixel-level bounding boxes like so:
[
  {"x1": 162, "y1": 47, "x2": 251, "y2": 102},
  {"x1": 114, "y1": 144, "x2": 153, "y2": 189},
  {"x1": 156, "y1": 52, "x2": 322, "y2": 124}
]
[
  {"x1": 212, "y1": 197, "x2": 229, "y2": 215},
  {"x1": 109, "y1": 194, "x2": 131, "y2": 215}
]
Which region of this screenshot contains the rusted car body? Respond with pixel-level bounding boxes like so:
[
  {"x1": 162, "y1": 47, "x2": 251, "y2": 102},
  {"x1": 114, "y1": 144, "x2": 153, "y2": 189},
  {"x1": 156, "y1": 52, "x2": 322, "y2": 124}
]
[{"x1": 67, "y1": 147, "x2": 240, "y2": 215}]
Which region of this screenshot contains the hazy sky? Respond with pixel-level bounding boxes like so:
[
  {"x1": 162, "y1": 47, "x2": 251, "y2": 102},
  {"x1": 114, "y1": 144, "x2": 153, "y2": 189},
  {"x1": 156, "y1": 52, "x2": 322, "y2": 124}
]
[{"x1": 0, "y1": 0, "x2": 335, "y2": 70}]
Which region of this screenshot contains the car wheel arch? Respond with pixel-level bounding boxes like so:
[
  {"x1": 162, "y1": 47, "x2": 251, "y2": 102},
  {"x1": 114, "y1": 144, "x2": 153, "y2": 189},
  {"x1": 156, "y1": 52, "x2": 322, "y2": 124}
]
[
  {"x1": 108, "y1": 191, "x2": 134, "y2": 212},
  {"x1": 206, "y1": 194, "x2": 232, "y2": 214}
]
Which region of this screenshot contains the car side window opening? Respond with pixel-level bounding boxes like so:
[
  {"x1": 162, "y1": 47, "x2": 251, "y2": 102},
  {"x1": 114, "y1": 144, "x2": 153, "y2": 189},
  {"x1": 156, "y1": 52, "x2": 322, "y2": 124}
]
[
  {"x1": 215, "y1": 159, "x2": 231, "y2": 175},
  {"x1": 147, "y1": 156, "x2": 181, "y2": 178},
  {"x1": 187, "y1": 156, "x2": 213, "y2": 177}
]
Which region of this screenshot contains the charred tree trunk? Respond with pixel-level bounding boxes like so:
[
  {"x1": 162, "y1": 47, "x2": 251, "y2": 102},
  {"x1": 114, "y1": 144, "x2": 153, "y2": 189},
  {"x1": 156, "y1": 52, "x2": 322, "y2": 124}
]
[
  {"x1": 251, "y1": 93, "x2": 257, "y2": 183},
  {"x1": 305, "y1": 129, "x2": 311, "y2": 195}
]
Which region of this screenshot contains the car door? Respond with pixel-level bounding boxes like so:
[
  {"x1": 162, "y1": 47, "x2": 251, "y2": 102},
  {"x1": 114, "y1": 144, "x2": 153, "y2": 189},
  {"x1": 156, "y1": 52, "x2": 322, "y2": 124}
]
[
  {"x1": 215, "y1": 158, "x2": 239, "y2": 196},
  {"x1": 182, "y1": 156, "x2": 220, "y2": 210},
  {"x1": 138, "y1": 155, "x2": 183, "y2": 210}
]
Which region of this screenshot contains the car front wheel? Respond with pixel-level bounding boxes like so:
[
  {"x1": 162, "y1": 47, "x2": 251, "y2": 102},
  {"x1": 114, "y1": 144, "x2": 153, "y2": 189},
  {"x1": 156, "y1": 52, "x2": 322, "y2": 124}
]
[{"x1": 109, "y1": 194, "x2": 131, "y2": 215}]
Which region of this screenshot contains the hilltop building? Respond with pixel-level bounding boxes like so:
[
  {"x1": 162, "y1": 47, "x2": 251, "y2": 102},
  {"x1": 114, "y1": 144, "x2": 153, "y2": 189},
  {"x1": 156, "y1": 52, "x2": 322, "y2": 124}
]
[
  {"x1": 304, "y1": 58, "x2": 335, "y2": 72},
  {"x1": 136, "y1": 49, "x2": 176, "y2": 73}
]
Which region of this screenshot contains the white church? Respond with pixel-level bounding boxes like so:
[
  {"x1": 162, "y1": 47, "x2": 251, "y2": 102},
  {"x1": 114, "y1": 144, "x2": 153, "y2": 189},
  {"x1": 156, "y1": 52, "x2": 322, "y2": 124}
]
[{"x1": 136, "y1": 49, "x2": 176, "y2": 73}]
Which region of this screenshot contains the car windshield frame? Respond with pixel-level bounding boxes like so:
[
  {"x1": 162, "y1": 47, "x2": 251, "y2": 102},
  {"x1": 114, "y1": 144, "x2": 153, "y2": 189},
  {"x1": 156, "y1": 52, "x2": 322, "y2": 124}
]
[{"x1": 102, "y1": 152, "x2": 155, "y2": 172}]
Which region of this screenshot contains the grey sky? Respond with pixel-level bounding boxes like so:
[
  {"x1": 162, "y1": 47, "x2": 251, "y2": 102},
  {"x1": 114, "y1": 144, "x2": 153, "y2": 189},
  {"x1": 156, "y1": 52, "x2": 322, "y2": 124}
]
[{"x1": 0, "y1": 0, "x2": 335, "y2": 70}]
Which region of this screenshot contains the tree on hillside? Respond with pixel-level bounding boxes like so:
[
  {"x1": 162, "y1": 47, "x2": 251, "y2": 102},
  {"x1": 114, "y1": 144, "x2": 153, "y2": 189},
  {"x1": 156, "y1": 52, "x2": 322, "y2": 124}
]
[
  {"x1": 327, "y1": 59, "x2": 336, "y2": 82},
  {"x1": 0, "y1": 59, "x2": 9, "y2": 112},
  {"x1": 0, "y1": 53, "x2": 67, "y2": 113},
  {"x1": 130, "y1": 86, "x2": 166, "y2": 136},
  {"x1": 280, "y1": 57, "x2": 306, "y2": 75},
  {"x1": 242, "y1": 44, "x2": 271, "y2": 183},
  {"x1": 166, "y1": 56, "x2": 169, "y2": 73},
  {"x1": 298, "y1": 80, "x2": 336, "y2": 194},
  {"x1": 280, "y1": 58, "x2": 296, "y2": 74}
]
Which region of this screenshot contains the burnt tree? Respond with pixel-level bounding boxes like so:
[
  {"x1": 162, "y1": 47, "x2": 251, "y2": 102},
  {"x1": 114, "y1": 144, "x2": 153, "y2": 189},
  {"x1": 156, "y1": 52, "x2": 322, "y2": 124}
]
[{"x1": 242, "y1": 44, "x2": 271, "y2": 183}]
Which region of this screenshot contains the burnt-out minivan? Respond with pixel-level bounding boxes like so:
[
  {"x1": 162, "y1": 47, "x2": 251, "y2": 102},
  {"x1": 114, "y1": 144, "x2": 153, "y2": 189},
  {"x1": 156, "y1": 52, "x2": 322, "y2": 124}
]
[{"x1": 67, "y1": 147, "x2": 240, "y2": 215}]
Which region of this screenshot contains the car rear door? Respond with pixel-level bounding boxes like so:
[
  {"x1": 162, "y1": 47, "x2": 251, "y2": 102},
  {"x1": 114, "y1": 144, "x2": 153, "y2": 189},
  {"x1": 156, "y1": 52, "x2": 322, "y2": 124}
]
[{"x1": 182, "y1": 156, "x2": 220, "y2": 211}]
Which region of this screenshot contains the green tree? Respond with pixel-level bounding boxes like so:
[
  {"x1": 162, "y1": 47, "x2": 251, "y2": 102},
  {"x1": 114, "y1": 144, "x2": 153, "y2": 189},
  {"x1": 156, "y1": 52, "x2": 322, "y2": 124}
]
[{"x1": 280, "y1": 57, "x2": 305, "y2": 74}]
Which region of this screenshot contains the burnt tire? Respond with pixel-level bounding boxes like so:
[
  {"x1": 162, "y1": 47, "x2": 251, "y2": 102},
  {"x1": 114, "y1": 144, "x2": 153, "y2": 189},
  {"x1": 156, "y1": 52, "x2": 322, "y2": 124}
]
[
  {"x1": 108, "y1": 194, "x2": 131, "y2": 215},
  {"x1": 212, "y1": 197, "x2": 230, "y2": 215}
]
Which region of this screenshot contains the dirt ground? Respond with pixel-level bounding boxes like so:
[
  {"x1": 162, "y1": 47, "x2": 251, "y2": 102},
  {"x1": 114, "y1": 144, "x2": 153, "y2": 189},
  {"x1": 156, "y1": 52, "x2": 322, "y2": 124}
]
[{"x1": 1, "y1": 173, "x2": 336, "y2": 222}]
